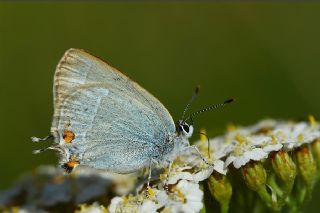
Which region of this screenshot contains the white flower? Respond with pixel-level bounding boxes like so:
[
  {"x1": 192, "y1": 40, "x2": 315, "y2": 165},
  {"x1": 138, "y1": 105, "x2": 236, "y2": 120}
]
[
  {"x1": 108, "y1": 180, "x2": 203, "y2": 213},
  {"x1": 167, "y1": 159, "x2": 226, "y2": 185},
  {"x1": 76, "y1": 202, "x2": 106, "y2": 213},
  {"x1": 225, "y1": 148, "x2": 268, "y2": 169},
  {"x1": 224, "y1": 127, "x2": 252, "y2": 141},
  {"x1": 207, "y1": 137, "x2": 235, "y2": 160},
  {"x1": 249, "y1": 119, "x2": 277, "y2": 133},
  {"x1": 224, "y1": 134, "x2": 268, "y2": 169},
  {"x1": 224, "y1": 119, "x2": 277, "y2": 141},
  {"x1": 176, "y1": 180, "x2": 203, "y2": 212},
  {"x1": 189, "y1": 136, "x2": 233, "y2": 175},
  {"x1": 108, "y1": 189, "x2": 166, "y2": 213},
  {"x1": 138, "y1": 200, "x2": 157, "y2": 213},
  {"x1": 155, "y1": 189, "x2": 169, "y2": 209},
  {"x1": 249, "y1": 135, "x2": 283, "y2": 153},
  {"x1": 161, "y1": 136, "x2": 229, "y2": 187},
  {"x1": 273, "y1": 122, "x2": 320, "y2": 150},
  {"x1": 165, "y1": 180, "x2": 203, "y2": 213},
  {"x1": 262, "y1": 142, "x2": 283, "y2": 153},
  {"x1": 108, "y1": 197, "x2": 124, "y2": 213}
]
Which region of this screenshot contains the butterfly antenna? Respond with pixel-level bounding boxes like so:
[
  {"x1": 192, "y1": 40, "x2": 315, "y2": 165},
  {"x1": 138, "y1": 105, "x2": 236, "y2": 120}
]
[
  {"x1": 187, "y1": 98, "x2": 235, "y2": 125},
  {"x1": 181, "y1": 86, "x2": 200, "y2": 120}
]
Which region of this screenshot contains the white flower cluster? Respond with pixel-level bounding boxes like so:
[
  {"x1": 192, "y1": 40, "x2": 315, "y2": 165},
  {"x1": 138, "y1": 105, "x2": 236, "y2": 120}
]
[
  {"x1": 208, "y1": 118, "x2": 320, "y2": 170},
  {"x1": 1, "y1": 118, "x2": 319, "y2": 213},
  {"x1": 107, "y1": 117, "x2": 320, "y2": 213},
  {"x1": 108, "y1": 180, "x2": 203, "y2": 213}
]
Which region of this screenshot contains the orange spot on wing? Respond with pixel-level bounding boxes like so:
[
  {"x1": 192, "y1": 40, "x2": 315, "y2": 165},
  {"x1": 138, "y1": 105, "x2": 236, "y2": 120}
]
[
  {"x1": 63, "y1": 130, "x2": 75, "y2": 143},
  {"x1": 66, "y1": 160, "x2": 79, "y2": 168},
  {"x1": 62, "y1": 156, "x2": 80, "y2": 173}
]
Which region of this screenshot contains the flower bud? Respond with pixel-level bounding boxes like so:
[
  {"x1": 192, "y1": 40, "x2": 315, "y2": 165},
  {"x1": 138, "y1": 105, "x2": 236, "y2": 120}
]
[
  {"x1": 241, "y1": 161, "x2": 266, "y2": 191},
  {"x1": 207, "y1": 172, "x2": 232, "y2": 204},
  {"x1": 199, "y1": 128, "x2": 210, "y2": 159},
  {"x1": 312, "y1": 139, "x2": 320, "y2": 163},
  {"x1": 271, "y1": 150, "x2": 296, "y2": 185},
  {"x1": 308, "y1": 115, "x2": 317, "y2": 129},
  {"x1": 296, "y1": 145, "x2": 317, "y2": 189}
]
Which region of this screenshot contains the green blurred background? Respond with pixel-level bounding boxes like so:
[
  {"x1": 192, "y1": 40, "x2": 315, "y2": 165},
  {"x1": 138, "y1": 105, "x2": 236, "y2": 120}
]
[{"x1": 0, "y1": 2, "x2": 320, "y2": 211}]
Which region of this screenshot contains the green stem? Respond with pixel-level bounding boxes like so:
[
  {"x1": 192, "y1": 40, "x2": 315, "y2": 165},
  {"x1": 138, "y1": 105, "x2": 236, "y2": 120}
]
[
  {"x1": 220, "y1": 201, "x2": 230, "y2": 213},
  {"x1": 298, "y1": 184, "x2": 313, "y2": 211},
  {"x1": 286, "y1": 195, "x2": 297, "y2": 211},
  {"x1": 268, "y1": 175, "x2": 283, "y2": 197},
  {"x1": 257, "y1": 187, "x2": 280, "y2": 211},
  {"x1": 267, "y1": 172, "x2": 295, "y2": 210},
  {"x1": 278, "y1": 179, "x2": 295, "y2": 208}
]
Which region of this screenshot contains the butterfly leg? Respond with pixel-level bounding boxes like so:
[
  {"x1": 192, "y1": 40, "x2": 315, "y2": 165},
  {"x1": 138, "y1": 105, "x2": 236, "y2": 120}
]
[
  {"x1": 147, "y1": 160, "x2": 152, "y2": 188},
  {"x1": 31, "y1": 135, "x2": 53, "y2": 142},
  {"x1": 164, "y1": 161, "x2": 173, "y2": 193},
  {"x1": 189, "y1": 145, "x2": 210, "y2": 165},
  {"x1": 145, "y1": 160, "x2": 153, "y2": 198},
  {"x1": 32, "y1": 144, "x2": 61, "y2": 154}
]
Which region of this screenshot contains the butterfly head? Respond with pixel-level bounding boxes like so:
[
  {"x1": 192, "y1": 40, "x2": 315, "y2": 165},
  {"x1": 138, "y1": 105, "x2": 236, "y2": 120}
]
[
  {"x1": 176, "y1": 120, "x2": 194, "y2": 138},
  {"x1": 178, "y1": 85, "x2": 234, "y2": 139}
]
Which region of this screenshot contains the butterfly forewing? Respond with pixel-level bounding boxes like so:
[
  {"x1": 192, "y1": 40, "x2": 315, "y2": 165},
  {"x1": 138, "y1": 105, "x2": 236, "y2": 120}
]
[
  {"x1": 52, "y1": 49, "x2": 175, "y2": 137},
  {"x1": 51, "y1": 49, "x2": 176, "y2": 173}
]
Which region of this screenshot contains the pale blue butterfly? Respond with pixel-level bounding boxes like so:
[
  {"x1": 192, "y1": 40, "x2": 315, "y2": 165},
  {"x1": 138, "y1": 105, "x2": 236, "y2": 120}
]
[{"x1": 32, "y1": 48, "x2": 233, "y2": 187}]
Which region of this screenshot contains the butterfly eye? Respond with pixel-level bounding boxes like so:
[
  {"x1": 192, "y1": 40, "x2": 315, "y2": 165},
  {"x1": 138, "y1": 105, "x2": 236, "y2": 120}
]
[
  {"x1": 178, "y1": 122, "x2": 193, "y2": 138},
  {"x1": 182, "y1": 124, "x2": 190, "y2": 133}
]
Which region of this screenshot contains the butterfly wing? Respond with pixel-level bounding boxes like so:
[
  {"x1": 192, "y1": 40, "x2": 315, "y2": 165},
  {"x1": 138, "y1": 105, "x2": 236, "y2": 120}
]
[
  {"x1": 52, "y1": 48, "x2": 175, "y2": 137},
  {"x1": 51, "y1": 49, "x2": 176, "y2": 173}
]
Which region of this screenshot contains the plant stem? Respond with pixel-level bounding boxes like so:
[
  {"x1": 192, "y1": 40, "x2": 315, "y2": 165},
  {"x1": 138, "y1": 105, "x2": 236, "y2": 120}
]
[{"x1": 257, "y1": 187, "x2": 280, "y2": 212}]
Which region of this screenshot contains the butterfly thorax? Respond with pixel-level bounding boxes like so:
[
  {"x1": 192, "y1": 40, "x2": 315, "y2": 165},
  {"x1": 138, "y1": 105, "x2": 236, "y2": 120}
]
[{"x1": 152, "y1": 130, "x2": 190, "y2": 168}]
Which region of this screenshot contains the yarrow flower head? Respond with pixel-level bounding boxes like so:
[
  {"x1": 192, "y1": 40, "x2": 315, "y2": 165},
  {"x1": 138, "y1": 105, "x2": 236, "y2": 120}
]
[
  {"x1": 224, "y1": 133, "x2": 269, "y2": 169},
  {"x1": 105, "y1": 116, "x2": 320, "y2": 212},
  {"x1": 273, "y1": 121, "x2": 320, "y2": 150},
  {"x1": 108, "y1": 180, "x2": 203, "y2": 213},
  {"x1": 1, "y1": 116, "x2": 320, "y2": 213}
]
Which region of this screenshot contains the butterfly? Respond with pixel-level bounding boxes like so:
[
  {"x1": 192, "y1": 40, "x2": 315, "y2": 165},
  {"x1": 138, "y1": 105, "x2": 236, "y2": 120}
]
[{"x1": 32, "y1": 48, "x2": 233, "y2": 187}]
